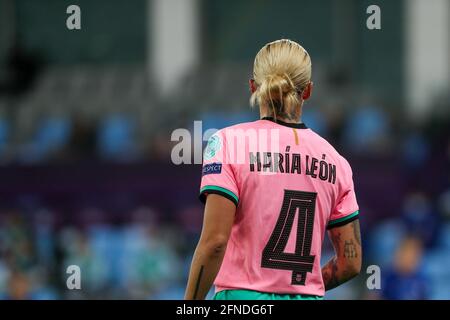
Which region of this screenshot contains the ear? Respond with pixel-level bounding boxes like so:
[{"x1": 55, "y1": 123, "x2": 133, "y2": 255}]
[
  {"x1": 249, "y1": 79, "x2": 257, "y2": 94},
  {"x1": 301, "y1": 81, "x2": 313, "y2": 100}
]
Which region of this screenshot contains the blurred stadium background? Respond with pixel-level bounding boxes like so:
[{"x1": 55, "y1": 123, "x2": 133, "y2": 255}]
[{"x1": 0, "y1": 0, "x2": 449, "y2": 299}]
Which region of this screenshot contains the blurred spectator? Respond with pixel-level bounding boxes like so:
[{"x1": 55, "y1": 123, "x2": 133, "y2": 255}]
[
  {"x1": 5, "y1": 271, "x2": 32, "y2": 300},
  {"x1": 65, "y1": 116, "x2": 96, "y2": 161},
  {"x1": 0, "y1": 43, "x2": 41, "y2": 97},
  {"x1": 381, "y1": 236, "x2": 430, "y2": 300},
  {"x1": 401, "y1": 192, "x2": 441, "y2": 248}
]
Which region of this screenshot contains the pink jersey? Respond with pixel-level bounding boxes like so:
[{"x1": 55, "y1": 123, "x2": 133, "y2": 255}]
[{"x1": 199, "y1": 118, "x2": 359, "y2": 297}]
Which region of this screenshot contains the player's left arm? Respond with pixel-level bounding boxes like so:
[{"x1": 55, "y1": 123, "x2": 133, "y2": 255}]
[
  {"x1": 321, "y1": 218, "x2": 362, "y2": 291},
  {"x1": 184, "y1": 194, "x2": 236, "y2": 300}
]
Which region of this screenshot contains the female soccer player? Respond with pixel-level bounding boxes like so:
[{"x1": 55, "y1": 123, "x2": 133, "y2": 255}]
[{"x1": 185, "y1": 39, "x2": 362, "y2": 300}]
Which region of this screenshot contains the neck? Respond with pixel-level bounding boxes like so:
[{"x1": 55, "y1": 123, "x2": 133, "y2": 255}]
[{"x1": 260, "y1": 106, "x2": 302, "y2": 123}]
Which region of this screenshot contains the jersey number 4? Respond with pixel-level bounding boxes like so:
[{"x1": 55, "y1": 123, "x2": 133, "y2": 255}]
[{"x1": 261, "y1": 190, "x2": 317, "y2": 285}]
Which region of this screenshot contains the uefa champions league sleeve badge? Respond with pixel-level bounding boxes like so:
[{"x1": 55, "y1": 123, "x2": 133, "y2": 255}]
[{"x1": 204, "y1": 135, "x2": 222, "y2": 161}]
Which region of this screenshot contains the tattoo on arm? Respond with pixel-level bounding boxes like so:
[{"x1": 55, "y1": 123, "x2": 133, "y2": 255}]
[
  {"x1": 322, "y1": 220, "x2": 362, "y2": 291},
  {"x1": 322, "y1": 231, "x2": 342, "y2": 290},
  {"x1": 322, "y1": 258, "x2": 339, "y2": 290},
  {"x1": 193, "y1": 265, "x2": 204, "y2": 299},
  {"x1": 344, "y1": 239, "x2": 357, "y2": 258}
]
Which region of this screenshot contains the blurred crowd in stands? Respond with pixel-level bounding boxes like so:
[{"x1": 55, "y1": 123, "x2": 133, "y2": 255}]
[{"x1": 0, "y1": 58, "x2": 449, "y2": 299}]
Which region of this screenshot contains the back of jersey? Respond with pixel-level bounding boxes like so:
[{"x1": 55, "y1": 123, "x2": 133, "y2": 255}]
[{"x1": 199, "y1": 118, "x2": 359, "y2": 297}]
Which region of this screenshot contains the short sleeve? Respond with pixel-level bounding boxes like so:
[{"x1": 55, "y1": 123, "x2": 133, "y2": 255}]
[
  {"x1": 327, "y1": 158, "x2": 359, "y2": 229},
  {"x1": 199, "y1": 131, "x2": 239, "y2": 206}
]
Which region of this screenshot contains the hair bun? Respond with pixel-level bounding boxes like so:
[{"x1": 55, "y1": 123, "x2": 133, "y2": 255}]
[{"x1": 260, "y1": 73, "x2": 296, "y2": 102}]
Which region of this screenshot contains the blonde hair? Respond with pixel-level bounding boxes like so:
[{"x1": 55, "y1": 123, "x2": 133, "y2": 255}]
[{"x1": 250, "y1": 39, "x2": 312, "y2": 119}]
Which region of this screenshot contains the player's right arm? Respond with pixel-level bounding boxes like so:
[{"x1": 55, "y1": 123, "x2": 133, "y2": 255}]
[{"x1": 321, "y1": 219, "x2": 362, "y2": 291}]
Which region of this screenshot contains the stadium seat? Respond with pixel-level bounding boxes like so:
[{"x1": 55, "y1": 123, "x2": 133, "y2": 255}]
[
  {"x1": 423, "y1": 249, "x2": 450, "y2": 299},
  {"x1": 97, "y1": 114, "x2": 138, "y2": 161},
  {"x1": 401, "y1": 132, "x2": 429, "y2": 168},
  {"x1": 19, "y1": 117, "x2": 72, "y2": 163},
  {"x1": 438, "y1": 222, "x2": 450, "y2": 249},
  {"x1": 342, "y1": 106, "x2": 389, "y2": 153},
  {"x1": 0, "y1": 118, "x2": 10, "y2": 157}
]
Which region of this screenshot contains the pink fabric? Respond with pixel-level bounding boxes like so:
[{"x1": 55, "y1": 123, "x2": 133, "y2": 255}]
[{"x1": 200, "y1": 119, "x2": 359, "y2": 296}]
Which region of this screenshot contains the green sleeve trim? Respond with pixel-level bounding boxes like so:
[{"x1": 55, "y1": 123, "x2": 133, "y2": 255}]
[
  {"x1": 199, "y1": 185, "x2": 239, "y2": 206},
  {"x1": 327, "y1": 210, "x2": 359, "y2": 228}
]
